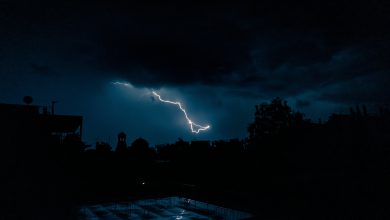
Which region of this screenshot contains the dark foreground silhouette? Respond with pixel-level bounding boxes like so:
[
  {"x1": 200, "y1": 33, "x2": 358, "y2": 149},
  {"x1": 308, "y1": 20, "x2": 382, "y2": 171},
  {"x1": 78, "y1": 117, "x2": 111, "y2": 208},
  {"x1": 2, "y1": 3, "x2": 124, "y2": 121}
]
[{"x1": 1, "y1": 98, "x2": 390, "y2": 219}]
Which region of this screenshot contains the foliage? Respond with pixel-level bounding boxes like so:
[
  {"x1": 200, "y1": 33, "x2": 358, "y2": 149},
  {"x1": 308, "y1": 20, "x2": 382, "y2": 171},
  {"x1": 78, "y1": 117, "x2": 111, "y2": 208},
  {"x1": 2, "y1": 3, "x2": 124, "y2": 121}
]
[{"x1": 248, "y1": 97, "x2": 293, "y2": 142}]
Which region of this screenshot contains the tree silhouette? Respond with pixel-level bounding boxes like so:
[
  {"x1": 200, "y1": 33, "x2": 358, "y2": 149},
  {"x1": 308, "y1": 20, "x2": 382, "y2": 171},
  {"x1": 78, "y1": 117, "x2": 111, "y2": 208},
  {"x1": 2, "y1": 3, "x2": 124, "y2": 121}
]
[{"x1": 248, "y1": 97, "x2": 293, "y2": 143}]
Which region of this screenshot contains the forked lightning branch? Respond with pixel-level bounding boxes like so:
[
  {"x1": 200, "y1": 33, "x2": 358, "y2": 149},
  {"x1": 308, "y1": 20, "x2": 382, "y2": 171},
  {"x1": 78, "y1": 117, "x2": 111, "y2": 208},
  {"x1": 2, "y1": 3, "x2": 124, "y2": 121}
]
[
  {"x1": 112, "y1": 81, "x2": 210, "y2": 134},
  {"x1": 151, "y1": 91, "x2": 210, "y2": 133}
]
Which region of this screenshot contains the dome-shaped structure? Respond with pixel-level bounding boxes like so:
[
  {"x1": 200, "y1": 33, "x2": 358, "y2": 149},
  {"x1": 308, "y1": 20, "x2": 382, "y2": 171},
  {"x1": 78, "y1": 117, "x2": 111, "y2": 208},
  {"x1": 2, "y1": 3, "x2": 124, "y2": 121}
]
[{"x1": 131, "y1": 137, "x2": 149, "y2": 150}]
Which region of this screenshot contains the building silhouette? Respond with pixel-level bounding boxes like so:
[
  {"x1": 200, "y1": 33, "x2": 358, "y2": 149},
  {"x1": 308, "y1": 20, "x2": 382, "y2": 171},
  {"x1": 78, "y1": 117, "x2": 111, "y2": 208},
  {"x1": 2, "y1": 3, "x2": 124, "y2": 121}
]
[
  {"x1": 116, "y1": 131, "x2": 127, "y2": 153},
  {"x1": 0, "y1": 102, "x2": 83, "y2": 147},
  {"x1": 1, "y1": 100, "x2": 84, "y2": 220}
]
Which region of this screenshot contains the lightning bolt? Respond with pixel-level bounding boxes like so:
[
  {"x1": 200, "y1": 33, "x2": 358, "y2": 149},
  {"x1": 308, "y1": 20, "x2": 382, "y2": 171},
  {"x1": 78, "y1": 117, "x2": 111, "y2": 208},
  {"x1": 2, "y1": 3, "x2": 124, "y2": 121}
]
[
  {"x1": 151, "y1": 91, "x2": 210, "y2": 134},
  {"x1": 112, "y1": 81, "x2": 210, "y2": 134}
]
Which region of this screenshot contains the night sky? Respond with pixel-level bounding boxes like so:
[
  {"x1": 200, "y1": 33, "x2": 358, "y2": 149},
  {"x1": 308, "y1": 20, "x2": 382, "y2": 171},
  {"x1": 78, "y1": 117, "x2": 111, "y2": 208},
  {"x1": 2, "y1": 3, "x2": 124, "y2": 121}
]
[{"x1": 1, "y1": 0, "x2": 389, "y2": 146}]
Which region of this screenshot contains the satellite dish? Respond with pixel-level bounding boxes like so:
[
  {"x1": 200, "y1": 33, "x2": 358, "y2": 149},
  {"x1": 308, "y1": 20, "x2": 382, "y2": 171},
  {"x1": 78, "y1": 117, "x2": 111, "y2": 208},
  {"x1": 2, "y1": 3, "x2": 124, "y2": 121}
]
[{"x1": 23, "y1": 96, "x2": 33, "y2": 105}]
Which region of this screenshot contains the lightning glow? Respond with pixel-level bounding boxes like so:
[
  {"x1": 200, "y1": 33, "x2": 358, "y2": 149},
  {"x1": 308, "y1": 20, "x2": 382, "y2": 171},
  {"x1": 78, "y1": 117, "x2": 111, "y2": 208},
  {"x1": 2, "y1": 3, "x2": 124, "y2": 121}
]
[
  {"x1": 112, "y1": 81, "x2": 210, "y2": 134},
  {"x1": 112, "y1": 81, "x2": 133, "y2": 88}
]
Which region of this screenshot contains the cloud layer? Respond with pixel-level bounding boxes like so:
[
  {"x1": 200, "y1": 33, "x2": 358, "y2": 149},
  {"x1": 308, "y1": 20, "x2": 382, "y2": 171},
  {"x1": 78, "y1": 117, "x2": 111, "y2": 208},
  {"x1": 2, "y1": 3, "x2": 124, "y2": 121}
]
[{"x1": 1, "y1": 1, "x2": 390, "y2": 144}]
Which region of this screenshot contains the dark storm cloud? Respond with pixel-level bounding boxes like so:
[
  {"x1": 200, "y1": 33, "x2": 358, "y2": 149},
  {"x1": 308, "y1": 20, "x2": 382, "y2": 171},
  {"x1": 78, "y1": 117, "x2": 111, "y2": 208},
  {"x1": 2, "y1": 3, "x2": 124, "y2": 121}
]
[
  {"x1": 319, "y1": 71, "x2": 390, "y2": 104},
  {"x1": 0, "y1": 0, "x2": 390, "y2": 124},
  {"x1": 2, "y1": 1, "x2": 389, "y2": 88},
  {"x1": 97, "y1": 5, "x2": 254, "y2": 86},
  {"x1": 30, "y1": 64, "x2": 51, "y2": 76},
  {"x1": 250, "y1": 40, "x2": 390, "y2": 97},
  {"x1": 87, "y1": 0, "x2": 390, "y2": 105},
  {"x1": 296, "y1": 99, "x2": 311, "y2": 108}
]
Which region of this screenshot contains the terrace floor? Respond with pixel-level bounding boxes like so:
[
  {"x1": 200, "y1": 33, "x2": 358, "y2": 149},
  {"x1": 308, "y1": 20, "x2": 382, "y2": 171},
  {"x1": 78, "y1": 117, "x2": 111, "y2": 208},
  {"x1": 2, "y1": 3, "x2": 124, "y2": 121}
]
[{"x1": 78, "y1": 196, "x2": 253, "y2": 220}]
